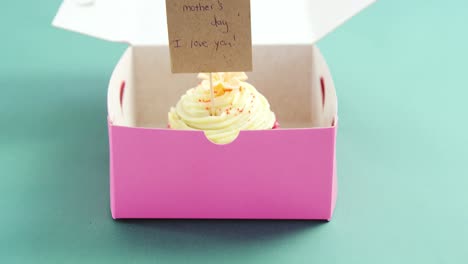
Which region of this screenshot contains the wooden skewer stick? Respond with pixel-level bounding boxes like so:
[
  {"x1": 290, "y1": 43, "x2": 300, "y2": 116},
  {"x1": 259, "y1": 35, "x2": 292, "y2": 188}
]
[{"x1": 209, "y1": 72, "x2": 215, "y2": 116}]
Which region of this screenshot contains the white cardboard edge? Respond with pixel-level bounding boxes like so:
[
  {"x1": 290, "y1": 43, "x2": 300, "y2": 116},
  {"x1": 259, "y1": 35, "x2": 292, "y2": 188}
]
[
  {"x1": 310, "y1": 0, "x2": 376, "y2": 45},
  {"x1": 52, "y1": 0, "x2": 375, "y2": 46}
]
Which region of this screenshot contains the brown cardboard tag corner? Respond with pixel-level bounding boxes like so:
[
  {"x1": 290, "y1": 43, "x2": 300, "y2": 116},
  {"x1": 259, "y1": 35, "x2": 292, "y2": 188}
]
[{"x1": 166, "y1": 0, "x2": 252, "y2": 73}]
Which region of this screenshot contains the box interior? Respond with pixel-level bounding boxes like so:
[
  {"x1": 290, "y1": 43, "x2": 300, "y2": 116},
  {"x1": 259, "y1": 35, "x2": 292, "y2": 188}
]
[{"x1": 108, "y1": 45, "x2": 337, "y2": 129}]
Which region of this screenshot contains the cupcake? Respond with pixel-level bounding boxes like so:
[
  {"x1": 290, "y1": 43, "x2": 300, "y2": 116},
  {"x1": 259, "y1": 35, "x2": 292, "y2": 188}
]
[{"x1": 168, "y1": 72, "x2": 278, "y2": 144}]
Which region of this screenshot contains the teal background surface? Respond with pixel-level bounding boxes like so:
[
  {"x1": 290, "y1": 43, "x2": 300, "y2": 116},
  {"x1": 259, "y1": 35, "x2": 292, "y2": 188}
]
[{"x1": 1, "y1": 0, "x2": 467, "y2": 263}]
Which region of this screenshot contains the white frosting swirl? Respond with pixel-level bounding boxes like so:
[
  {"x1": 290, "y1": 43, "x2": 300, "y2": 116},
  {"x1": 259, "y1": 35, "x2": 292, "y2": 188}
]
[{"x1": 168, "y1": 72, "x2": 276, "y2": 144}]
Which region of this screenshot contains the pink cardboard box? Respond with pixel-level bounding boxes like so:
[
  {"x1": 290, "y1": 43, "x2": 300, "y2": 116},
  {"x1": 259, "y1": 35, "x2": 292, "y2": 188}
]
[{"x1": 53, "y1": 0, "x2": 374, "y2": 220}]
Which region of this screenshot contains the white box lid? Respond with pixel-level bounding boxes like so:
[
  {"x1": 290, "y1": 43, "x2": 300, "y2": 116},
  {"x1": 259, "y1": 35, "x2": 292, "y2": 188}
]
[{"x1": 53, "y1": 0, "x2": 374, "y2": 45}]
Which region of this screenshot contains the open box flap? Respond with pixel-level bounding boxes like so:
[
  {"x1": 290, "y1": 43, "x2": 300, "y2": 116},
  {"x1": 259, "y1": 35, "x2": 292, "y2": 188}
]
[{"x1": 53, "y1": 0, "x2": 375, "y2": 45}]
